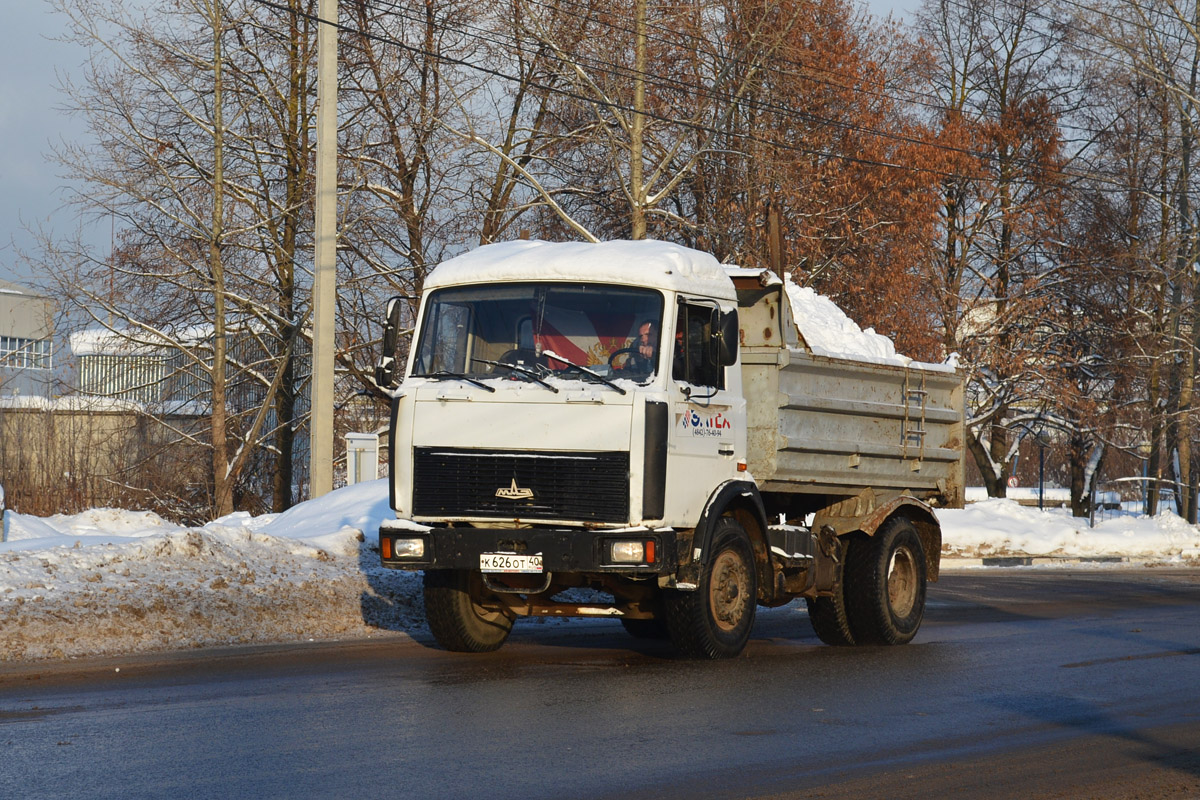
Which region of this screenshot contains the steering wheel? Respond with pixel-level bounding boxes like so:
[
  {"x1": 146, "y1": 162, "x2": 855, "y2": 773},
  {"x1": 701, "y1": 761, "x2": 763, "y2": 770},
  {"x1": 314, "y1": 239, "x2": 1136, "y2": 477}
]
[{"x1": 608, "y1": 347, "x2": 640, "y2": 368}]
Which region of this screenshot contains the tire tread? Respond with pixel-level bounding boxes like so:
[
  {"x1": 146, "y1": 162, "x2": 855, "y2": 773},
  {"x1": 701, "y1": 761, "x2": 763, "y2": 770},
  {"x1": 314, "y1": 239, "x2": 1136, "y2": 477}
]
[
  {"x1": 423, "y1": 569, "x2": 513, "y2": 652},
  {"x1": 663, "y1": 517, "x2": 756, "y2": 659},
  {"x1": 844, "y1": 518, "x2": 926, "y2": 646}
]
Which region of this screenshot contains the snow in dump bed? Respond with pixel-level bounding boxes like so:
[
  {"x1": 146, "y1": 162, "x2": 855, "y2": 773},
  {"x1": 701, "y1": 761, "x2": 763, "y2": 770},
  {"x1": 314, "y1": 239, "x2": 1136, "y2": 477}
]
[
  {"x1": 426, "y1": 242, "x2": 952, "y2": 371},
  {"x1": 784, "y1": 277, "x2": 958, "y2": 372},
  {"x1": 1, "y1": 481, "x2": 1197, "y2": 662},
  {"x1": 424, "y1": 239, "x2": 737, "y2": 300}
]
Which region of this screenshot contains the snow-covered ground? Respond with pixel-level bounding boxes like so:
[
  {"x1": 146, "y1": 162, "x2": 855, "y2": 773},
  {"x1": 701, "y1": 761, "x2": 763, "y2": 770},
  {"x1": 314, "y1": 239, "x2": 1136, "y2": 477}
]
[
  {"x1": 939, "y1": 498, "x2": 1200, "y2": 561},
  {"x1": 0, "y1": 481, "x2": 423, "y2": 662},
  {"x1": 2, "y1": 481, "x2": 1199, "y2": 663}
]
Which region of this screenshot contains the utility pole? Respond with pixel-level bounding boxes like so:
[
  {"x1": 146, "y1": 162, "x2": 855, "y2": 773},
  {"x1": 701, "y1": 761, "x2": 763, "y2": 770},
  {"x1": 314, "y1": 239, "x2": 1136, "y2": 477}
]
[
  {"x1": 767, "y1": 201, "x2": 784, "y2": 280},
  {"x1": 311, "y1": 0, "x2": 338, "y2": 498},
  {"x1": 630, "y1": 0, "x2": 646, "y2": 239}
]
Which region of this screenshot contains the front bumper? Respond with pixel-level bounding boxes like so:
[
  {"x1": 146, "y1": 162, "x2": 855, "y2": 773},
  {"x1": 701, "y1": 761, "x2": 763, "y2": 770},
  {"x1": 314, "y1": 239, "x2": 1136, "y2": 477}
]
[{"x1": 379, "y1": 525, "x2": 678, "y2": 575}]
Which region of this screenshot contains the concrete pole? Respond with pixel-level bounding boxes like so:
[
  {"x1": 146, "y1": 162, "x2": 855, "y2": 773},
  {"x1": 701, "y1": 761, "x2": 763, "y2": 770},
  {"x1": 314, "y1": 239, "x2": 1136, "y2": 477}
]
[
  {"x1": 311, "y1": 0, "x2": 338, "y2": 498},
  {"x1": 629, "y1": 0, "x2": 646, "y2": 239}
]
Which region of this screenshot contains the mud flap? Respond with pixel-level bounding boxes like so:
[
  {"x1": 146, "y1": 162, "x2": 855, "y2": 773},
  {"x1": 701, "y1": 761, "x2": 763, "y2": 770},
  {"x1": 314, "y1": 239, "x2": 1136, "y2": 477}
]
[{"x1": 813, "y1": 525, "x2": 842, "y2": 594}]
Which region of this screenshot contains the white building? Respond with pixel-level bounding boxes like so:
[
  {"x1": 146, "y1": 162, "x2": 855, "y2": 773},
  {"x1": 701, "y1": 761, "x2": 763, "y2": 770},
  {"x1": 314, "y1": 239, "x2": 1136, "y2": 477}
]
[{"x1": 0, "y1": 277, "x2": 54, "y2": 397}]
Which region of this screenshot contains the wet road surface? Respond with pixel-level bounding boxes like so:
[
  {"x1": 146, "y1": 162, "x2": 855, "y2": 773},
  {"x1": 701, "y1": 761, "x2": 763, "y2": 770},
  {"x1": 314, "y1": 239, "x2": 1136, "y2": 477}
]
[{"x1": 2, "y1": 569, "x2": 1199, "y2": 799}]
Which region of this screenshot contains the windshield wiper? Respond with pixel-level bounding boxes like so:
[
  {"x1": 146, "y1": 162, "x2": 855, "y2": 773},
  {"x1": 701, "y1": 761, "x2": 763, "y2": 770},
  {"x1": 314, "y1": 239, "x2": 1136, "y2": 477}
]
[
  {"x1": 541, "y1": 350, "x2": 628, "y2": 395},
  {"x1": 472, "y1": 358, "x2": 560, "y2": 393},
  {"x1": 421, "y1": 371, "x2": 496, "y2": 392}
]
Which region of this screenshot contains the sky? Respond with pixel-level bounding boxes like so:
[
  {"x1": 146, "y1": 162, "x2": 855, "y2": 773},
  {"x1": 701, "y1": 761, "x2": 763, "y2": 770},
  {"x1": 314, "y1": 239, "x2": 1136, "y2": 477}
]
[
  {"x1": 0, "y1": 4, "x2": 95, "y2": 286},
  {"x1": 0, "y1": 0, "x2": 922, "y2": 290}
]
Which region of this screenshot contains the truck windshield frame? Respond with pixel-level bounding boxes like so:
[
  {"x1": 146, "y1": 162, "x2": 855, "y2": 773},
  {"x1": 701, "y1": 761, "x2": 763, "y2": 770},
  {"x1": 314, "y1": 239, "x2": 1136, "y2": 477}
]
[{"x1": 411, "y1": 282, "x2": 666, "y2": 386}]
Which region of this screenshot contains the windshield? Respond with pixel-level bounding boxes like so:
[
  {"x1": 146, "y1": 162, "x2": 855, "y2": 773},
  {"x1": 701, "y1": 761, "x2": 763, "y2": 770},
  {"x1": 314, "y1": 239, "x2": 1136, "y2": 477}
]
[{"x1": 412, "y1": 283, "x2": 664, "y2": 385}]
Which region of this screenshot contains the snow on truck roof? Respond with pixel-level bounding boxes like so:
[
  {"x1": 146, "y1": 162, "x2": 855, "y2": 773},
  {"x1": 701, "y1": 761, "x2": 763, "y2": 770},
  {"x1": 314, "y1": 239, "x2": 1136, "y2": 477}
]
[{"x1": 423, "y1": 239, "x2": 738, "y2": 301}]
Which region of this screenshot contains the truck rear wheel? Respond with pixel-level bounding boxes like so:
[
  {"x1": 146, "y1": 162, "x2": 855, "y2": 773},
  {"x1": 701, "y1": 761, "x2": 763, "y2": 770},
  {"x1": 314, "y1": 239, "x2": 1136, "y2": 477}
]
[
  {"x1": 664, "y1": 516, "x2": 756, "y2": 659},
  {"x1": 844, "y1": 517, "x2": 926, "y2": 645},
  {"x1": 806, "y1": 536, "x2": 856, "y2": 646},
  {"x1": 423, "y1": 569, "x2": 514, "y2": 652}
]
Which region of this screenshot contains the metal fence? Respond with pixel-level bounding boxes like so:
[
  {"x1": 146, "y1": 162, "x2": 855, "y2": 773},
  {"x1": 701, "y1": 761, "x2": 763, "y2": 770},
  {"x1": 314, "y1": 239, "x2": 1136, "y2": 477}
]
[{"x1": 1091, "y1": 477, "x2": 1192, "y2": 526}]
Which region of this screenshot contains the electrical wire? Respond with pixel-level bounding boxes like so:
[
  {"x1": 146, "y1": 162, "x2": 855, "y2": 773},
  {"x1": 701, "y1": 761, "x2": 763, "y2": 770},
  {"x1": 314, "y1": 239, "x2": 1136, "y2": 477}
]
[
  {"x1": 246, "y1": 0, "x2": 1175, "y2": 191},
  {"x1": 356, "y1": 0, "x2": 1182, "y2": 189},
  {"x1": 254, "y1": 0, "x2": 984, "y2": 180}
]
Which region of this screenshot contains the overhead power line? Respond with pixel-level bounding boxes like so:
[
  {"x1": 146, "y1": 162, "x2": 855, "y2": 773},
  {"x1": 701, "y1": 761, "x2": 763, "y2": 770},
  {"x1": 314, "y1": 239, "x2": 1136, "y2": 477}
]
[
  {"x1": 357, "y1": 0, "x2": 1178, "y2": 191},
  {"x1": 246, "y1": 0, "x2": 1158, "y2": 192},
  {"x1": 252, "y1": 0, "x2": 982, "y2": 180}
]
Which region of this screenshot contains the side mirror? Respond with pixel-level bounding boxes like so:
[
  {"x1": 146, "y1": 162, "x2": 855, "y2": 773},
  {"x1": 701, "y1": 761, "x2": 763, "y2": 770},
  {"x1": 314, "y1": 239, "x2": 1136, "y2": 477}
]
[
  {"x1": 375, "y1": 296, "x2": 405, "y2": 388},
  {"x1": 714, "y1": 308, "x2": 738, "y2": 367}
]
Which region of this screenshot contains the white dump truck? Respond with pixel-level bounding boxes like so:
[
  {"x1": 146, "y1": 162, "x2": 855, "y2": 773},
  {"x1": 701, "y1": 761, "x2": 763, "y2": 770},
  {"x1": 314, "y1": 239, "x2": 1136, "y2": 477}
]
[{"x1": 375, "y1": 240, "x2": 964, "y2": 658}]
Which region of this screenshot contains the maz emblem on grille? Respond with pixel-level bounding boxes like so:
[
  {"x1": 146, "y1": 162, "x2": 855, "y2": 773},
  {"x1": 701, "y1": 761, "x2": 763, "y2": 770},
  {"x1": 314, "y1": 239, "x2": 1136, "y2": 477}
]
[{"x1": 495, "y1": 478, "x2": 534, "y2": 500}]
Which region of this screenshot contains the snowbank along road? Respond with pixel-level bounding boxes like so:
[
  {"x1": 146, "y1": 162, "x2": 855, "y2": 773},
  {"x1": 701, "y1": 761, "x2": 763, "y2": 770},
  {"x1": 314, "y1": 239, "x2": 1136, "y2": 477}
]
[{"x1": 1, "y1": 480, "x2": 1198, "y2": 662}]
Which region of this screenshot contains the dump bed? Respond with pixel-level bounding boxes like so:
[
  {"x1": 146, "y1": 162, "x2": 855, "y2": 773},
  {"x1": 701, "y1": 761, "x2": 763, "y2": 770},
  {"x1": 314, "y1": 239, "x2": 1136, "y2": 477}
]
[{"x1": 732, "y1": 273, "x2": 964, "y2": 509}]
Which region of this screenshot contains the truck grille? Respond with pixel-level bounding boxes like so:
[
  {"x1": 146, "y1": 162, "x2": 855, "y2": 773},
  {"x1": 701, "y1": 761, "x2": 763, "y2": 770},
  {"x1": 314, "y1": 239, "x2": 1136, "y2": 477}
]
[{"x1": 412, "y1": 448, "x2": 629, "y2": 523}]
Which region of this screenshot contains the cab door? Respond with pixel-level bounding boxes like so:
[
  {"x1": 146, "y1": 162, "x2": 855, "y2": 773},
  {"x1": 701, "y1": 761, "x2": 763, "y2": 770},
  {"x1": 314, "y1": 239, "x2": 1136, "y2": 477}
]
[{"x1": 664, "y1": 299, "x2": 744, "y2": 525}]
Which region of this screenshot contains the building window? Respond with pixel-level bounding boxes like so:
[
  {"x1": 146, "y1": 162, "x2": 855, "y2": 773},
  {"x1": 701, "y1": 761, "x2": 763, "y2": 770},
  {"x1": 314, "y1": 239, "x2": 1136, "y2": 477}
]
[{"x1": 0, "y1": 336, "x2": 52, "y2": 370}]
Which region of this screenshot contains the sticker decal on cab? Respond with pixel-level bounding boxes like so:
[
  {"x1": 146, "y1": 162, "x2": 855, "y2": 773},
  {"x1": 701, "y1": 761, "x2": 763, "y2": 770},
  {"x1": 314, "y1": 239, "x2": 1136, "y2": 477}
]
[{"x1": 677, "y1": 410, "x2": 733, "y2": 437}]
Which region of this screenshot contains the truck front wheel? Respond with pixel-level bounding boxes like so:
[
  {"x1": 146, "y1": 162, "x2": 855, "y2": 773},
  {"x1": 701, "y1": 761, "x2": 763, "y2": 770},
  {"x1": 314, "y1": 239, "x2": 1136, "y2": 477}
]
[
  {"x1": 844, "y1": 517, "x2": 927, "y2": 645},
  {"x1": 664, "y1": 516, "x2": 757, "y2": 659},
  {"x1": 423, "y1": 569, "x2": 514, "y2": 652}
]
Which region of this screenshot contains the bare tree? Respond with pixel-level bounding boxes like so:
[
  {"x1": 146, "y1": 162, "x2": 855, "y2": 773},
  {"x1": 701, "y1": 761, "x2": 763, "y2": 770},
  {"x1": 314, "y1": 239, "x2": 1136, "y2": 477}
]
[
  {"x1": 494, "y1": 0, "x2": 807, "y2": 241},
  {"x1": 45, "y1": 0, "x2": 315, "y2": 516},
  {"x1": 915, "y1": 0, "x2": 1074, "y2": 497},
  {"x1": 1081, "y1": 0, "x2": 1200, "y2": 519},
  {"x1": 222, "y1": 0, "x2": 317, "y2": 511}
]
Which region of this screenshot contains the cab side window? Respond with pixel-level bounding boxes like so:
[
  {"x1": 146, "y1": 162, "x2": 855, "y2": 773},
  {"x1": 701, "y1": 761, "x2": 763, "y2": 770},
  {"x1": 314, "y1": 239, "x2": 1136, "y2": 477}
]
[{"x1": 672, "y1": 302, "x2": 724, "y2": 389}]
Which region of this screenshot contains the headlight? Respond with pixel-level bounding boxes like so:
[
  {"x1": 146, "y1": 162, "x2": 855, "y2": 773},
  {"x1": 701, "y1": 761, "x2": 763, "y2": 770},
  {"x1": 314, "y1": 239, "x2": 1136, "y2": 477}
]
[
  {"x1": 384, "y1": 537, "x2": 425, "y2": 559},
  {"x1": 610, "y1": 540, "x2": 655, "y2": 564}
]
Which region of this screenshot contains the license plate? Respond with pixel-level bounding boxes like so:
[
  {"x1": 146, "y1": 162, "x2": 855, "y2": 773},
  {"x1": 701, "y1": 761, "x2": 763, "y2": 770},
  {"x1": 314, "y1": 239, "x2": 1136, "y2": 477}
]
[{"x1": 479, "y1": 553, "x2": 544, "y2": 574}]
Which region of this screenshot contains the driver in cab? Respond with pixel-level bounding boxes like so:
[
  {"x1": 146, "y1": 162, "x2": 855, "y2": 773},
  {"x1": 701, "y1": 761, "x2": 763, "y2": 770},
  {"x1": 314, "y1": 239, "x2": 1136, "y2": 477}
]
[{"x1": 615, "y1": 319, "x2": 658, "y2": 377}]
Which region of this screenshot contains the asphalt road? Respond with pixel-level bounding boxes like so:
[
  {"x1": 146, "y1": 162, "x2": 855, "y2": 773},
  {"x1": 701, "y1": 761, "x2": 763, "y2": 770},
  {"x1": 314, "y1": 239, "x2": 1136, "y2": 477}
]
[{"x1": 2, "y1": 569, "x2": 1200, "y2": 800}]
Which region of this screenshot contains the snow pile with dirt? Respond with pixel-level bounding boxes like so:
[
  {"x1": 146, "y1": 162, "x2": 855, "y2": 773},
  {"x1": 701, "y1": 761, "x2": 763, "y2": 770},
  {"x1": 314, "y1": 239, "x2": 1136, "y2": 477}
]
[
  {"x1": 1, "y1": 482, "x2": 1198, "y2": 663},
  {"x1": 0, "y1": 481, "x2": 424, "y2": 662}
]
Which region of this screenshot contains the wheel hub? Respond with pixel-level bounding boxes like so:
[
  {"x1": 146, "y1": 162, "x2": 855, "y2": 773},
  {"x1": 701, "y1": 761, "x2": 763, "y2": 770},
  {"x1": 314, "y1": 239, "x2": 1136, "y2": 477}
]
[
  {"x1": 887, "y1": 546, "x2": 918, "y2": 618},
  {"x1": 710, "y1": 550, "x2": 750, "y2": 632}
]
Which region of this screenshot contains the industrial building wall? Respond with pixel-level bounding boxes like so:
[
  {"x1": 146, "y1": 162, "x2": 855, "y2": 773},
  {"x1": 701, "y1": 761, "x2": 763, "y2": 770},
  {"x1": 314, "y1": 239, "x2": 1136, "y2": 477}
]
[
  {"x1": 0, "y1": 279, "x2": 53, "y2": 339},
  {"x1": 0, "y1": 278, "x2": 55, "y2": 398}
]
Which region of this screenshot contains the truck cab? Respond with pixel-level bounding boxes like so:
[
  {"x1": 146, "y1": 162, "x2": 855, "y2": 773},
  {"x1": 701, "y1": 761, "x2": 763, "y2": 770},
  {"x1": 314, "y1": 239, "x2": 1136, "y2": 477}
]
[{"x1": 385, "y1": 240, "x2": 743, "y2": 533}]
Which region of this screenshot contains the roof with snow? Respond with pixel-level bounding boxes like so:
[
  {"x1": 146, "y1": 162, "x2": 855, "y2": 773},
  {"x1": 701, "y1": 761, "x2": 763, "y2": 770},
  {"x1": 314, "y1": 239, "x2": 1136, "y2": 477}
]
[
  {"x1": 70, "y1": 324, "x2": 226, "y2": 356},
  {"x1": 424, "y1": 240, "x2": 738, "y2": 301},
  {"x1": 0, "y1": 277, "x2": 41, "y2": 297}
]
